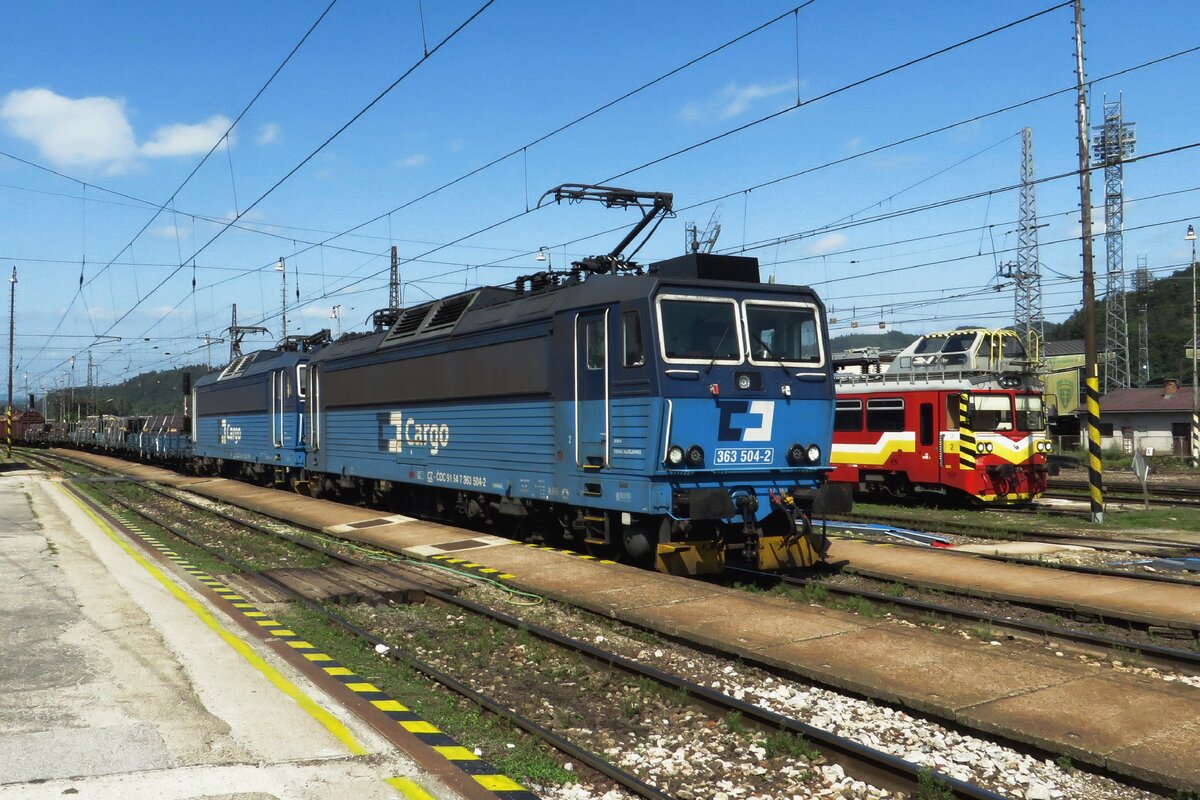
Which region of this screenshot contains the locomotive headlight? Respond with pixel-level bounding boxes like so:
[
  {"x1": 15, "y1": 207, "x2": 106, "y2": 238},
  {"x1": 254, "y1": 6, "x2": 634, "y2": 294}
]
[
  {"x1": 979, "y1": 441, "x2": 993, "y2": 454},
  {"x1": 666, "y1": 445, "x2": 685, "y2": 467},
  {"x1": 685, "y1": 445, "x2": 705, "y2": 468},
  {"x1": 806, "y1": 443, "x2": 821, "y2": 463},
  {"x1": 737, "y1": 373, "x2": 752, "y2": 390},
  {"x1": 786, "y1": 443, "x2": 805, "y2": 465}
]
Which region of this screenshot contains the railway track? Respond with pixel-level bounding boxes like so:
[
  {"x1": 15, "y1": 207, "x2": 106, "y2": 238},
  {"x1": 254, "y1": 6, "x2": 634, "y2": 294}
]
[
  {"x1": 726, "y1": 565, "x2": 1200, "y2": 676},
  {"x1": 826, "y1": 508, "x2": 1200, "y2": 564},
  {"x1": 28, "y1": 449, "x2": 1012, "y2": 800},
  {"x1": 1049, "y1": 478, "x2": 1200, "y2": 502}
]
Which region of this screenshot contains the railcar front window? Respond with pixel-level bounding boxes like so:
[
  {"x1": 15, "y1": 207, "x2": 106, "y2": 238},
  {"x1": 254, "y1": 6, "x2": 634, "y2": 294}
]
[
  {"x1": 745, "y1": 302, "x2": 821, "y2": 364},
  {"x1": 1016, "y1": 395, "x2": 1045, "y2": 431},
  {"x1": 659, "y1": 298, "x2": 741, "y2": 362},
  {"x1": 971, "y1": 394, "x2": 1014, "y2": 431}
]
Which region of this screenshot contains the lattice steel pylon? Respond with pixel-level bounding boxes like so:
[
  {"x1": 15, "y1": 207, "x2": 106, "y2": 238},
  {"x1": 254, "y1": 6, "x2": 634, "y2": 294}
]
[
  {"x1": 1009, "y1": 127, "x2": 1044, "y2": 356},
  {"x1": 1092, "y1": 96, "x2": 1136, "y2": 391},
  {"x1": 1133, "y1": 256, "x2": 1151, "y2": 386}
]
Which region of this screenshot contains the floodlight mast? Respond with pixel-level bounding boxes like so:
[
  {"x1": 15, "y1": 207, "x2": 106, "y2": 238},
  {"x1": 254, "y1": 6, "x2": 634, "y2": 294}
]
[{"x1": 538, "y1": 184, "x2": 674, "y2": 273}]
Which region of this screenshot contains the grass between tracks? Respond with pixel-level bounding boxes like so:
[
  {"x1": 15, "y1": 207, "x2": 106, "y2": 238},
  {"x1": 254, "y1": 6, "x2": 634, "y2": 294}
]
[{"x1": 275, "y1": 602, "x2": 578, "y2": 787}]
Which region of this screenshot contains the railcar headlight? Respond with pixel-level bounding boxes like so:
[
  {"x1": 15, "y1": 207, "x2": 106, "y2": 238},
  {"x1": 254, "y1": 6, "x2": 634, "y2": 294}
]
[
  {"x1": 666, "y1": 445, "x2": 685, "y2": 467},
  {"x1": 806, "y1": 443, "x2": 821, "y2": 464},
  {"x1": 979, "y1": 441, "x2": 993, "y2": 454},
  {"x1": 685, "y1": 445, "x2": 705, "y2": 468},
  {"x1": 787, "y1": 443, "x2": 805, "y2": 465}
]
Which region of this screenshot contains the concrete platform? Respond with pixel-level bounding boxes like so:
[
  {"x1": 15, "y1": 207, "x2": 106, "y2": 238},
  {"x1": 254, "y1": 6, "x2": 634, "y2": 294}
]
[
  {"x1": 827, "y1": 538, "x2": 1200, "y2": 630},
  {"x1": 50, "y1": 450, "x2": 1200, "y2": 792},
  {"x1": 0, "y1": 467, "x2": 466, "y2": 800}
]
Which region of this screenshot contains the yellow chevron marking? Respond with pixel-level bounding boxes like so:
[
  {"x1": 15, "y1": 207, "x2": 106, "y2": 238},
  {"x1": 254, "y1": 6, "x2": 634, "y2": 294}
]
[
  {"x1": 345, "y1": 682, "x2": 382, "y2": 693},
  {"x1": 400, "y1": 720, "x2": 441, "y2": 734},
  {"x1": 434, "y1": 745, "x2": 480, "y2": 761},
  {"x1": 372, "y1": 699, "x2": 411, "y2": 712},
  {"x1": 474, "y1": 775, "x2": 527, "y2": 791}
]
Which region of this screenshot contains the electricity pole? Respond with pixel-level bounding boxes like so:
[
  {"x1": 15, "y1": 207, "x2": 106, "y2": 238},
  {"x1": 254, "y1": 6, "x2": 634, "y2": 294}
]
[
  {"x1": 1074, "y1": 0, "x2": 1104, "y2": 523},
  {"x1": 6, "y1": 267, "x2": 15, "y2": 458}
]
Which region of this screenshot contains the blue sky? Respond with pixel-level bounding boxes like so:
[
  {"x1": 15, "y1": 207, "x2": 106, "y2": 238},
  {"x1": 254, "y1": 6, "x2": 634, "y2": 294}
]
[{"x1": 2, "y1": 1, "x2": 1199, "y2": 396}]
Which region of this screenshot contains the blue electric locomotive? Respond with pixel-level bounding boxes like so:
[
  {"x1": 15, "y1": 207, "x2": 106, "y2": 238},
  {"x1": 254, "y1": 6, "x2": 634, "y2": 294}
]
[
  {"x1": 191, "y1": 333, "x2": 329, "y2": 481},
  {"x1": 294, "y1": 186, "x2": 848, "y2": 574}
]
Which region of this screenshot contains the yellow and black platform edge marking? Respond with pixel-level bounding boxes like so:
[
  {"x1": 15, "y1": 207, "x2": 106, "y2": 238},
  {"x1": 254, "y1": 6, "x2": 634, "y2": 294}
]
[
  {"x1": 105, "y1": 507, "x2": 539, "y2": 800},
  {"x1": 428, "y1": 543, "x2": 616, "y2": 578}
]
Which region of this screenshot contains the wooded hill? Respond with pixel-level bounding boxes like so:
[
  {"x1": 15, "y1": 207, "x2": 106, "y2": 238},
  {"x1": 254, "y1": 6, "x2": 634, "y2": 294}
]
[
  {"x1": 44, "y1": 364, "x2": 207, "y2": 418},
  {"x1": 1044, "y1": 265, "x2": 1196, "y2": 384}
]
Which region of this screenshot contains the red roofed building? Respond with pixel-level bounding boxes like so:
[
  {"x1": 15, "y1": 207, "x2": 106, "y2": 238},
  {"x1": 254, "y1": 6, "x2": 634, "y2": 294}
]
[{"x1": 1100, "y1": 380, "x2": 1196, "y2": 456}]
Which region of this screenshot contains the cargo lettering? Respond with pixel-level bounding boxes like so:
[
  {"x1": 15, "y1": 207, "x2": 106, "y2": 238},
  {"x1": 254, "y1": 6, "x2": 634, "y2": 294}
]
[
  {"x1": 377, "y1": 411, "x2": 451, "y2": 456},
  {"x1": 218, "y1": 419, "x2": 242, "y2": 444}
]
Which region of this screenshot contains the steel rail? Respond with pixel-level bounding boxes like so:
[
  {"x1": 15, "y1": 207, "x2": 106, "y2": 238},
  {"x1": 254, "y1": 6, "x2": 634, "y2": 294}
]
[
  {"x1": 725, "y1": 566, "x2": 1200, "y2": 673},
  {"x1": 33, "y1": 449, "x2": 1005, "y2": 800},
  {"x1": 61, "y1": 471, "x2": 675, "y2": 800}
]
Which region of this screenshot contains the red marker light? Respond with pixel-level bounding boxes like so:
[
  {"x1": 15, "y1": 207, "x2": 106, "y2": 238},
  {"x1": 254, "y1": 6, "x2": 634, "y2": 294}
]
[{"x1": 709, "y1": 383, "x2": 720, "y2": 396}]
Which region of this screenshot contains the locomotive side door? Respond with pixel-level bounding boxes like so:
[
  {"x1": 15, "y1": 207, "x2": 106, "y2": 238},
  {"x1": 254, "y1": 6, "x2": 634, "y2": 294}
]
[
  {"x1": 270, "y1": 368, "x2": 295, "y2": 453},
  {"x1": 574, "y1": 310, "x2": 609, "y2": 469}
]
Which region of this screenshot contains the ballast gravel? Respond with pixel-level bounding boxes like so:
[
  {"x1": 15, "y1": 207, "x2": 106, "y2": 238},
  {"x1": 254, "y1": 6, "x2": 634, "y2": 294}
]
[{"x1": 508, "y1": 596, "x2": 1169, "y2": 800}]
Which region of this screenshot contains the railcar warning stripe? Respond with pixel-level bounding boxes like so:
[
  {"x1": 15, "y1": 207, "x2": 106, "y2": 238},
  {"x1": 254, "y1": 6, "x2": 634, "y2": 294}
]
[
  {"x1": 957, "y1": 392, "x2": 976, "y2": 471},
  {"x1": 61, "y1": 485, "x2": 539, "y2": 800}
]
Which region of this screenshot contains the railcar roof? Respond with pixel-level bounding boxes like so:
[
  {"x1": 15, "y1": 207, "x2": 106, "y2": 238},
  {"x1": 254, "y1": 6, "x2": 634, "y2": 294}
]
[
  {"x1": 307, "y1": 262, "x2": 823, "y2": 367},
  {"x1": 193, "y1": 348, "x2": 314, "y2": 388}
]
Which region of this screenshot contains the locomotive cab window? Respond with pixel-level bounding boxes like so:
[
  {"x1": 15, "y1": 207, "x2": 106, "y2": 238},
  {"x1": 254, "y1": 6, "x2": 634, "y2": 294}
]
[
  {"x1": 743, "y1": 301, "x2": 822, "y2": 366},
  {"x1": 657, "y1": 295, "x2": 742, "y2": 364},
  {"x1": 296, "y1": 364, "x2": 307, "y2": 398},
  {"x1": 866, "y1": 398, "x2": 905, "y2": 432},
  {"x1": 970, "y1": 394, "x2": 1014, "y2": 431},
  {"x1": 1016, "y1": 395, "x2": 1045, "y2": 431},
  {"x1": 622, "y1": 310, "x2": 644, "y2": 367},
  {"x1": 834, "y1": 399, "x2": 863, "y2": 431}
]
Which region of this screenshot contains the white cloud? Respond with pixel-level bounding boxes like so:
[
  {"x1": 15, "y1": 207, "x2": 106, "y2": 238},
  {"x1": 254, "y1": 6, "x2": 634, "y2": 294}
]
[
  {"x1": 86, "y1": 305, "x2": 118, "y2": 321},
  {"x1": 680, "y1": 80, "x2": 794, "y2": 123},
  {"x1": 395, "y1": 153, "x2": 427, "y2": 169},
  {"x1": 808, "y1": 233, "x2": 848, "y2": 256},
  {"x1": 0, "y1": 88, "x2": 137, "y2": 173},
  {"x1": 255, "y1": 123, "x2": 279, "y2": 145},
  {"x1": 301, "y1": 306, "x2": 335, "y2": 319},
  {"x1": 144, "y1": 305, "x2": 193, "y2": 320},
  {"x1": 149, "y1": 224, "x2": 189, "y2": 240},
  {"x1": 845, "y1": 136, "x2": 865, "y2": 153},
  {"x1": 142, "y1": 115, "x2": 231, "y2": 157}
]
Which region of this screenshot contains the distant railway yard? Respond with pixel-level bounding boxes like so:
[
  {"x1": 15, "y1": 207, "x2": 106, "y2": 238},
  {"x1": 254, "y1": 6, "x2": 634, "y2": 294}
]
[{"x1": 6, "y1": 447, "x2": 1198, "y2": 800}]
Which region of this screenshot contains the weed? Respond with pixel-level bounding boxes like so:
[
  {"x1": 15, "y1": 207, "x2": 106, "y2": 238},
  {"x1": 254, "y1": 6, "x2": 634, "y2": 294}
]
[
  {"x1": 916, "y1": 768, "x2": 954, "y2": 800},
  {"x1": 763, "y1": 728, "x2": 820, "y2": 761},
  {"x1": 1055, "y1": 755, "x2": 1076, "y2": 773},
  {"x1": 833, "y1": 595, "x2": 882, "y2": 618},
  {"x1": 886, "y1": 582, "x2": 907, "y2": 598},
  {"x1": 1111, "y1": 645, "x2": 1145, "y2": 669},
  {"x1": 967, "y1": 624, "x2": 997, "y2": 641},
  {"x1": 723, "y1": 710, "x2": 746, "y2": 736}
]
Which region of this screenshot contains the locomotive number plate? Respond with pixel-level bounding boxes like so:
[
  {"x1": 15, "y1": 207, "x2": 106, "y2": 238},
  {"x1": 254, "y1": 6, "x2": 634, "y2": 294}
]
[{"x1": 714, "y1": 447, "x2": 774, "y2": 465}]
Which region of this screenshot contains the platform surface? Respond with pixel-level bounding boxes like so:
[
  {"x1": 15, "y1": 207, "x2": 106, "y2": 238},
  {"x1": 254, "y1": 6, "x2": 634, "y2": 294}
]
[{"x1": 0, "y1": 466, "x2": 465, "y2": 800}]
